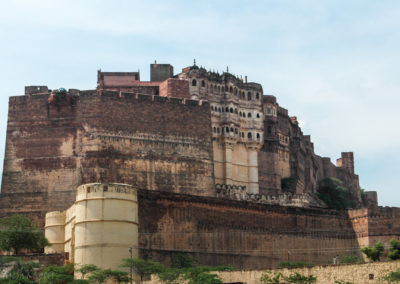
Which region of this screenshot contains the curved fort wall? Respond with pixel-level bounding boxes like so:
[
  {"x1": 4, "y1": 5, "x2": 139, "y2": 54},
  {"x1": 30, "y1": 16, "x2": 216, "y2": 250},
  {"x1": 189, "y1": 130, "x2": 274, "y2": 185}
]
[{"x1": 45, "y1": 183, "x2": 138, "y2": 272}]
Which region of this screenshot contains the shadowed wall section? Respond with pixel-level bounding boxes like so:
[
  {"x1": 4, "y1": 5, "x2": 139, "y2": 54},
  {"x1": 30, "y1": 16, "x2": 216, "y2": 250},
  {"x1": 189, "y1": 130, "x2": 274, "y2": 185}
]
[{"x1": 138, "y1": 190, "x2": 361, "y2": 269}]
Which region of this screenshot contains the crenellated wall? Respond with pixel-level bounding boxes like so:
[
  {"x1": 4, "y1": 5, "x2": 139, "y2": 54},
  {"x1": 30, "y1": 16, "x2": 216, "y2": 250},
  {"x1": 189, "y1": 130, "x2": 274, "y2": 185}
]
[
  {"x1": 45, "y1": 183, "x2": 139, "y2": 276},
  {"x1": 259, "y1": 95, "x2": 361, "y2": 205},
  {"x1": 0, "y1": 90, "x2": 214, "y2": 225},
  {"x1": 138, "y1": 189, "x2": 361, "y2": 269}
]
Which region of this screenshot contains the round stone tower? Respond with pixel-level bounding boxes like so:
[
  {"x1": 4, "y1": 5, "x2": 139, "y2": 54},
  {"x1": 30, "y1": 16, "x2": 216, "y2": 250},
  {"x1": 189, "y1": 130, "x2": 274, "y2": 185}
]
[
  {"x1": 74, "y1": 183, "x2": 138, "y2": 269},
  {"x1": 44, "y1": 183, "x2": 139, "y2": 272}
]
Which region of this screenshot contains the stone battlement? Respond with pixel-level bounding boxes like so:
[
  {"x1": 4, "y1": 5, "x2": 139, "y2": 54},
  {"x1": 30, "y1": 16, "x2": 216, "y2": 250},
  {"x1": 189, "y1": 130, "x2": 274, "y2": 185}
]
[{"x1": 216, "y1": 183, "x2": 327, "y2": 208}]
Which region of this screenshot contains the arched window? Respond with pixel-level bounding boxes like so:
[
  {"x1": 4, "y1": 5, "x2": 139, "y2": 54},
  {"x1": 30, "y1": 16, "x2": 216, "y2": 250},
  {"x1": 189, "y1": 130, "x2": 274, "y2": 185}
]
[
  {"x1": 234, "y1": 88, "x2": 238, "y2": 95},
  {"x1": 230, "y1": 127, "x2": 234, "y2": 133},
  {"x1": 211, "y1": 106, "x2": 214, "y2": 111},
  {"x1": 241, "y1": 92, "x2": 245, "y2": 99},
  {"x1": 248, "y1": 132, "x2": 252, "y2": 139},
  {"x1": 218, "y1": 107, "x2": 221, "y2": 113},
  {"x1": 230, "y1": 86, "x2": 233, "y2": 93},
  {"x1": 217, "y1": 128, "x2": 220, "y2": 133},
  {"x1": 214, "y1": 85, "x2": 217, "y2": 92},
  {"x1": 235, "y1": 128, "x2": 238, "y2": 134},
  {"x1": 256, "y1": 93, "x2": 260, "y2": 99},
  {"x1": 234, "y1": 108, "x2": 238, "y2": 114},
  {"x1": 239, "y1": 112, "x2": 242, "y2": 117},
  {"x1": 201, "y1": 80, "x2": 205, "y2": 87},
  {"x1": 226, "y1": 127, "x2": 229, "y2": 133},
  {"x1": 247, "y1": 112, "x2": 252, "y2": 118},
  {"x1": 257, "y1": 133, "x2": 260, "y2": 139},
  {"x1": 225, "y1": 107, "x2": 229, "y2": 112},
  {"x1": 213, "y1": 127, "x2": 216, "y2": 133},
  {"x1": 257, "y1": 113, "x2": 260, "y2": 118},
  {"x1": 241, "y1": 132, "x2": 244, "y2": 138},
  {"x1": 230, "y1": 108, "x2": 233, "y2": 113},
  {"x1": 192, "y1": 79, "x2": 197, "y2": 86},
  {"x1": 247, "y1": 91, "x2": 252, "y2": 100}
]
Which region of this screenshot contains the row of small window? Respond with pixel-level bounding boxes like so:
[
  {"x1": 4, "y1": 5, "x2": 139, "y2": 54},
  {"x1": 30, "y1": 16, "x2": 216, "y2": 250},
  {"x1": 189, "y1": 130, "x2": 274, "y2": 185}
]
[
  {"x1": 191, "y1": 79, "x2": 261, "y2": 100},
  {"x1": 265, "y1": 106, "x2": 277, "y2": 116},
  {"x1": 211, "y1": 105, "x2": 262, "y2": 118},
  {"x1": 212, "y1": 127, "x2": 262, "y2": 139},
  {"x1": 278, "y1": 134, "x2": 289, "y2": 144}
]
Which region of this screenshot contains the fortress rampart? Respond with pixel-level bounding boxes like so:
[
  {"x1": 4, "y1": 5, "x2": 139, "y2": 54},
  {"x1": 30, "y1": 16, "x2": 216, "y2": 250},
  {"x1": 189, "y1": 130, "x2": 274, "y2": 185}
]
[
  {"x1": 45, "y1": 184, "x2": 400, "y2": 270},
  {"x1": 45, "y1": 183, "x2": 138, "y2": 276},
  {"x1": 0, "y1": 90, "x2": 214, "y2": 224},
  {"x1": 1, "y1": 62, "x2": 394, "y2": 270}
]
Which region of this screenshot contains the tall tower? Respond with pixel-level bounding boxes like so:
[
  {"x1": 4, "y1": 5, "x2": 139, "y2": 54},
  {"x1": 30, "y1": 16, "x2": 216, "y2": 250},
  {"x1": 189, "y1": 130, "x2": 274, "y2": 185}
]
[{"x1": 178, "y1": 66, "x2": 264, "y2": 194}]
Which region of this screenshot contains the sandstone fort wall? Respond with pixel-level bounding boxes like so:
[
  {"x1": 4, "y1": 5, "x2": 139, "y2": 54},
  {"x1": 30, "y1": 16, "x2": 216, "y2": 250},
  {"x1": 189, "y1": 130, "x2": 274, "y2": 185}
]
[
  {"x1": 0, "y1": 92, "x2": 214, "y2": 225},
  {"x1": 138, "y1": 189, "x2": 361, "y2": 269}
]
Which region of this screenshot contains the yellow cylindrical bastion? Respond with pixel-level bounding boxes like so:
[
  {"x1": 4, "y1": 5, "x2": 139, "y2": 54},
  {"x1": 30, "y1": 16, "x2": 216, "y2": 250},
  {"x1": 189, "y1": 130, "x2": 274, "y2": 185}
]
[
  {"x1": 44, "y1": 211, "x2": 66, "y2": 253},
  {"x1": 44, "y1": 183, "x2": 139, "y2": 271}
]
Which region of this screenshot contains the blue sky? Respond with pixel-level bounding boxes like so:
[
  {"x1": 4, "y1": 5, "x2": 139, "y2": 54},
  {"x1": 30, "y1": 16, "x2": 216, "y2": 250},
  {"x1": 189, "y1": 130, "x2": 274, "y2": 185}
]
[{"x1": 0, "y1": 0, "x2": 399, "y2": 206}]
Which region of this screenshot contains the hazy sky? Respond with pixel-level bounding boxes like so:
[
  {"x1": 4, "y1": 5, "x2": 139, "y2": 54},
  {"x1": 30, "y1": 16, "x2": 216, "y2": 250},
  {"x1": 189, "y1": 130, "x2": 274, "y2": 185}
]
[{"x1": 0, "y1": 0, "x2": 399, "y2": 206}]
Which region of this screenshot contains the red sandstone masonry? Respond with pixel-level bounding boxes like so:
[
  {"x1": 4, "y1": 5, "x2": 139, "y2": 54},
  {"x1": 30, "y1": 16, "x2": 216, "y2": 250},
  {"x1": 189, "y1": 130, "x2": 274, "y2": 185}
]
[
  {"x1": 159, "y1": 78, "x2": 190, "y2": 99},
  {"x1": 138, "y1": 190, "x2": 360, "y2": 269},
  {"x1": 0, "y1": 91, "x2": 214, "y2": 225}
]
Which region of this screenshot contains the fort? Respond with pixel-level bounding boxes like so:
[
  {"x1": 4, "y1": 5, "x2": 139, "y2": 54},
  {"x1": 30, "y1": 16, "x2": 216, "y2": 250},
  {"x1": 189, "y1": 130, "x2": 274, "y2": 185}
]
[{"x1": 0, "y1": 61, "x2": 399, "y2": 271}]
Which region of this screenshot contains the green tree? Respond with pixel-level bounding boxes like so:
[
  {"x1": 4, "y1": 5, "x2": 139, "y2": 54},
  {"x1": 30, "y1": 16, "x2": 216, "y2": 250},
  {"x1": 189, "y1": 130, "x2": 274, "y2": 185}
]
[
  {"x1": 76, "y1": 264, "x2": 100, "y2": 279},
  {"x1": 260, "y1": 271, "x2": 283, "y2": 284},
  {"x1": 171, "y1": 253, "x2": 194, "y2": 268},
  {"x1": 104, "y1": 269, "x2": 130, "y2": 283},
  {"x1": 317, "y1": 178, "x2": 355, "y2": 210},
  {"x1": 0, "y1": 214, "x2": 49, "y2": 254},
  {"x1": 87, "y1": 268, "x2": 130, "y2": 283},
  {"x1": 39, "y1": 264, "x2": 74, "y2": 284},
  {"x1": 121, "y1": 258, "x2": 164, "y2": 283},
  {"x1": 87, "y1": 269, "x2": 107, "y2": 284},
  {"x1": 284, "y1": 272, "x2": 317, "y2": 284},
  {"x1": 388, "y1": 239, "x2": 400, "y2": 260},
  {"x1": 182, "y1": 266, "x2": 223, "y2": 284},
  {"x1": 361, "y1": 242, "x2": 384, "y2": 262},
  {"x1": 157, "y1": 267, "x2": 185, "y2": 284}
]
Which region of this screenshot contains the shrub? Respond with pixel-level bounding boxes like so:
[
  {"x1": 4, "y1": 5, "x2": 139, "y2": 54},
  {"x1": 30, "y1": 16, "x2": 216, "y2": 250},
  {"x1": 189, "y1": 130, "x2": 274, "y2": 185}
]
[
  {"x1": 388, "y1": 239, "x2": 400, "y2": 260},
  {"x1": 284, "y1": 272, "x2": 317, "y2": 284},
  {"x1": 76, "y1": 264, "x2": 100, "y2": 279},
  {"x1": 278, "y1": 261, "x2": 315, "y2": 269},
  {"x1": 361, "y1": 242, "x2": 384, "y2": 262},
  {"x1": 260, "y1": 271, "x2": 283, "y2": 284},
  {"x1": 120, "y1": 258, "x2": 164, "y2": 282},
  {"x1": 317, "y1": 178, "x2": 355, "y2": 210},
  {"x1": 380, "y1": 268, "x2": 400, "y2": 282},
  {"x1": 341, "y1": 255, "x2": 363, "y2": 264},
  {"x1": 171, "y1": 253, "x2": 194, "y2": 268},
  {"x1": 0, "y1": 214, "x2": 49, "y2": 254},
  {"x1": 39, "y1": 264, "x2": 74, "y2": 284}
]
